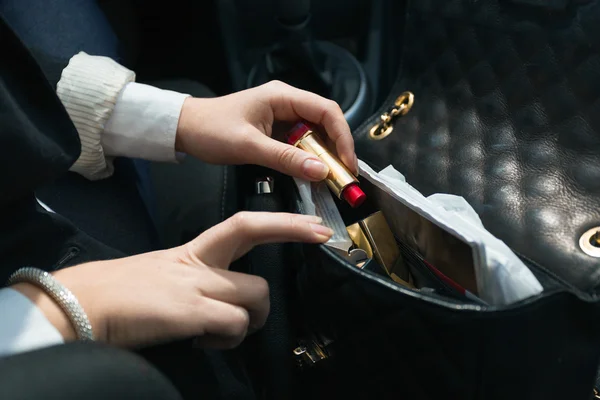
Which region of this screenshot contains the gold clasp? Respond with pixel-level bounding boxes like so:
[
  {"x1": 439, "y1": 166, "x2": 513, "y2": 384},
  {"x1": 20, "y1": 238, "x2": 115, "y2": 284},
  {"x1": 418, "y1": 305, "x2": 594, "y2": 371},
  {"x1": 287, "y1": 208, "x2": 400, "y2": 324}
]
[
  {"x1": 369, "y1": 91, "x2": 415, "y2": 140},
  {"x1": 293, "y1": 339, "x2": 329, "y2": 369}
]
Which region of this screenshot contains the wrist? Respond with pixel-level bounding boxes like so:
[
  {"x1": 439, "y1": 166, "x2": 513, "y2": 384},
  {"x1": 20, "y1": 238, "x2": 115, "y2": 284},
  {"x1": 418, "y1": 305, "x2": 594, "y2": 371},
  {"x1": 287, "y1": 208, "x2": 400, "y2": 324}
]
[
  {"x1": 11, "y1": 282, "x2": 77, "y2": 342},
  {"x1": 175, "y1": 97, "x2": 197, "y2": 154}
]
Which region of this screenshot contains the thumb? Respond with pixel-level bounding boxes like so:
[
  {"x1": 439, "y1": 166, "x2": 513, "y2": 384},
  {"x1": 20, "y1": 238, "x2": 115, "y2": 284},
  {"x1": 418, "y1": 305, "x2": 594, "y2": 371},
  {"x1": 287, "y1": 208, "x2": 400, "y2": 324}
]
[
  {"x1": 250, "y1": 133, "x2": 330, "y2": 181},
  {"x1": 183, "y1": 212, "x2": 333, "y2": 269}
]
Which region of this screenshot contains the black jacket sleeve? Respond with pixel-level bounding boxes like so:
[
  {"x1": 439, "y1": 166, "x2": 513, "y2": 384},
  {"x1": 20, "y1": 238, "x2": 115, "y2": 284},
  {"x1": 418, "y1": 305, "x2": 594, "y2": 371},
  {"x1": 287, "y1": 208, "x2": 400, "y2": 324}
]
[{"x1": 0, "y1": 16, "x2": 80, "y2": 207}]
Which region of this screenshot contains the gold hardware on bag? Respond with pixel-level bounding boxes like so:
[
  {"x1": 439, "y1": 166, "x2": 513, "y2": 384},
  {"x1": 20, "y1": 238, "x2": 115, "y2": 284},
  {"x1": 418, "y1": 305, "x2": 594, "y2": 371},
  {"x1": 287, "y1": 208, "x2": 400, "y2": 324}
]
[
  {"x1": 293, "y1": 340, "x2": 328, "y2": 368},
  {"x1": 579, "y1": 227, "x2": 600, "y2": 257},
  {"x1": 591, "y1": 231, "x2": 600, "y2": 247},
  {"x1": 369, "y1": 91, "x2": 414, "y2": 140}
]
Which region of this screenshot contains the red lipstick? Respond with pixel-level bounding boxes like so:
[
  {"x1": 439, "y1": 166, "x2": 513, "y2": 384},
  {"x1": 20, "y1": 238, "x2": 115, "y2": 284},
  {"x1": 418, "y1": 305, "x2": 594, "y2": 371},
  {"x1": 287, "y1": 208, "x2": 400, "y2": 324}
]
[{"x1": 288, "y1": 122, "x2": 365, "y2": 208}]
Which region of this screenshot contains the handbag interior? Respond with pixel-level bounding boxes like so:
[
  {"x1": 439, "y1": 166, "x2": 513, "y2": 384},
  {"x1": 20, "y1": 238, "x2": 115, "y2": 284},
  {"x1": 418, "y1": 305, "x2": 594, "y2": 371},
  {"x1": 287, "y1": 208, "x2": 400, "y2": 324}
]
[{"x1": 324, "y1": 173, "x2": 574, "y2": 307}]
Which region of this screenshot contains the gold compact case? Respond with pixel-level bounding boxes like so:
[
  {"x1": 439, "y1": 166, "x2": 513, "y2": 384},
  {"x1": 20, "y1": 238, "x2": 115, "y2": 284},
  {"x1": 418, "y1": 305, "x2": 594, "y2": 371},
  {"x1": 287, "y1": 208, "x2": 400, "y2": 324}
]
[{"x1": 347, "y1": 211, "x2": 413, "y2": 287}]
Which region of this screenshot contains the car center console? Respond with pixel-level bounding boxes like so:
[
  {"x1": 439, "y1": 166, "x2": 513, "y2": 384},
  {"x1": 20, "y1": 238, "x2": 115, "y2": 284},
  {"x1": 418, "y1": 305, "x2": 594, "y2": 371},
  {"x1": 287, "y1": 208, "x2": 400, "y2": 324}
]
[{"x1": 216, "y1": 0, "x2": 403, "y2": 129}]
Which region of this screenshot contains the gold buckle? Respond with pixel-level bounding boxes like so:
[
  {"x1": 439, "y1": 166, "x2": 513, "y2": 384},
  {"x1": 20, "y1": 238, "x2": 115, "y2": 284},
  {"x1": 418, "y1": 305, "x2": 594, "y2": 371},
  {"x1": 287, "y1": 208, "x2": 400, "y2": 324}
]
[
  {"x1": 369, "y1": 91, "x2": 415, "y2": 140},
  {"x1": 293, "y1": 339, "x2": 329, "y2": 368}
]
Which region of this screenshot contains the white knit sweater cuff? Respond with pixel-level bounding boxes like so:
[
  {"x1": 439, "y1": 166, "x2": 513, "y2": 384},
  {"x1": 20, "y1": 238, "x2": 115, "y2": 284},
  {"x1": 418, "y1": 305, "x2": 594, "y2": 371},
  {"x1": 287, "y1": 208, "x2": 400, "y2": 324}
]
[{"x1": 57, "y1": 52, "x2": 136, "y2": 180}]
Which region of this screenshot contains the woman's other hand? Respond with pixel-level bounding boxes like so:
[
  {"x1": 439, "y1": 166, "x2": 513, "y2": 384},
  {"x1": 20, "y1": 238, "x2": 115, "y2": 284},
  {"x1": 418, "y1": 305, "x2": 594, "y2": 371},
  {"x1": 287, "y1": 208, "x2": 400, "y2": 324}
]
[{"x1": 12, "y1": 212, "x2": 333, "y2": 349}]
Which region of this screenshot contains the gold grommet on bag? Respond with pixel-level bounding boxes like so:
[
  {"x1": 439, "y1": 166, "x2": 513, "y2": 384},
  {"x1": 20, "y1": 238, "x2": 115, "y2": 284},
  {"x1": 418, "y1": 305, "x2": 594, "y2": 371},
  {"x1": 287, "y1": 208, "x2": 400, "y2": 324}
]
[
  {"x1": 579, "y1": 228, "x2": 600, "y2": 257},
  {"x1": 369, "y1": 91, "x2": 414, "y2": 141}
]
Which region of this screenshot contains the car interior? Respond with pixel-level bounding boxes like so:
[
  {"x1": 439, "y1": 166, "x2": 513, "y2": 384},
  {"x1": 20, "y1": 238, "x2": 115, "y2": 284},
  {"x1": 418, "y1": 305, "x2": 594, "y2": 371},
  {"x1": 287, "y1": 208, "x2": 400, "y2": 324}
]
[
  {"x1": 26, "y1": 0, "x2": 406, "y2": 257},
  {"x1": 3, "y1": 0, "x2": 600, "y2": 398},
  {"x1": 99, "y1": 0, "x2": 401, "y2": 127}
]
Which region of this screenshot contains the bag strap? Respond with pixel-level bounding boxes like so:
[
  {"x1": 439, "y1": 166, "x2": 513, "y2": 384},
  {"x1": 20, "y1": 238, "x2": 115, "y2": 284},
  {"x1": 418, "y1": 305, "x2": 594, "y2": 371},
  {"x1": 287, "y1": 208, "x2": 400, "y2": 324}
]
[{"x1": 243, "y1": 167, "x2": 298, "y2": 399}]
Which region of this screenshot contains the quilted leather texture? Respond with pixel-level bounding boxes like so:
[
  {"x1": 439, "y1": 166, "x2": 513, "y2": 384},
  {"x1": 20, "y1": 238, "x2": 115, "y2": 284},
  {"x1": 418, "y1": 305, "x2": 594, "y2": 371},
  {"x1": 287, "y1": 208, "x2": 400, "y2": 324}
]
[{"x1": 354, "y1": 0, "x2": 600, "y2": 291}]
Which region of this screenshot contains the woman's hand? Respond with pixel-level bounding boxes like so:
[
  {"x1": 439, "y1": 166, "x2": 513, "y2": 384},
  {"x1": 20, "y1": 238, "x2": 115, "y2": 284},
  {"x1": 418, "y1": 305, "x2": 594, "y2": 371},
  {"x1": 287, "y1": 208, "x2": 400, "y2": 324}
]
[
  {"x1": 12, "y1": 212, "x2": 333, "y2": 349},
  {"x1": 175, "y1": 80, "x2": 358, "y2": 180}
]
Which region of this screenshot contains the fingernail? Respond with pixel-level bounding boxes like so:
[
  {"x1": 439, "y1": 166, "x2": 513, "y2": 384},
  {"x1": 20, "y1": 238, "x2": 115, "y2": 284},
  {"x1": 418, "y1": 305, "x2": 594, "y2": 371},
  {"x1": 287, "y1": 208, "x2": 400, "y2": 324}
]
[
  {"x1": 306, "y1": 216, "x2": 323, "y2": 224},
  {"x1": 353, "y1": 154, "x2": 359, "y2": 173},
  {"x1": 303, "y1": 159, "x2": 329, "y2": 180},
  {"x1": 310, "y1": 223, "x2": 334, "y2": 238}
]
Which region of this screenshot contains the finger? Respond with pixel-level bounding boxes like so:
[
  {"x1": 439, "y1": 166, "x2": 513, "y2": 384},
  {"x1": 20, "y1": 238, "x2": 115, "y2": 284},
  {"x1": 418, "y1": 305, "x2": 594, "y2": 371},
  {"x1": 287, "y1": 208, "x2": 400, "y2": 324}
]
[
  {"x1": 246, "y1": 132, "x2": 331, "y2": 181},
  {"x1": 186, "y1": 212, "x2": 333, "y2": 269},
  {"x1": 325, "y1": 135, "x2": 359, "y2": 177},
  {"x1": 194, "y1": 297, "x2": 250, "y2": 349},
  {"x1": 196, "y1": 268, "x2": 270, "y2": 333},
  {"x1": 260, "y1": 81, "x2": 358, "y2": 173}
]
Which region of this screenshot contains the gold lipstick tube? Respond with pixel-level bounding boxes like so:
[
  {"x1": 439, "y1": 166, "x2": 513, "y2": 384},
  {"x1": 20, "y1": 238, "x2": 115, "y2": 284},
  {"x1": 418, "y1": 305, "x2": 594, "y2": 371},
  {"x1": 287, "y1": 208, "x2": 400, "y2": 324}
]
[{"x1": 288, "y1": 122, "x2": 365, "y2": 208}]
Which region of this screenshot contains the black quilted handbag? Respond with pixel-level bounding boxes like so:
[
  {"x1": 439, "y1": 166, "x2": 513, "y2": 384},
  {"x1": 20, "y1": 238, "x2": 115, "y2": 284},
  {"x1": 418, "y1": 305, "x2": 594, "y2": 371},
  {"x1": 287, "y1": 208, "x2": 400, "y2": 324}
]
[{"x1": 252, "y1": 1, "x2": 600, "y2": 399}]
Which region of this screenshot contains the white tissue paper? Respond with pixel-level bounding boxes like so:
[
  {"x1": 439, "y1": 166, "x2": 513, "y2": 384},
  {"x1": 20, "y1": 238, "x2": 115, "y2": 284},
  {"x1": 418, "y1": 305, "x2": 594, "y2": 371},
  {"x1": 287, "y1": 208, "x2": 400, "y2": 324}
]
[
  {"x1": 293, "y1": 178, "x2": 353, "y2": 253},
  {"x1": 358, "y1": 161, "x2": 543, "y2": 306}
]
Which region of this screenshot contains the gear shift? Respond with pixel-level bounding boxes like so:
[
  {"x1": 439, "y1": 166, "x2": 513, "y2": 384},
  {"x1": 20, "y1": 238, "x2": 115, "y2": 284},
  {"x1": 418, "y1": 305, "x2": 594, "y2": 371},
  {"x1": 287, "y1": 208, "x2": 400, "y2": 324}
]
[{"x1": 247, "y1": 0, "x2": 370, "y2": 128}]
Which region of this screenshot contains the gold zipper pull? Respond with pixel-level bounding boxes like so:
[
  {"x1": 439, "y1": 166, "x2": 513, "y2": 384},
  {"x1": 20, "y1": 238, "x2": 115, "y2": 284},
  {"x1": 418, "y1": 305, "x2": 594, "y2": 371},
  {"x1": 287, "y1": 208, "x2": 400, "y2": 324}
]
[
  {"x1": 293, "y1": 341, "x2": 327, "y2": 369},
  {"x1": 369, "y1": 91, "x2": 414, "y2": 140},
  {"x1": 293, "y1": 336, "x2": 333, "y2": 369}
]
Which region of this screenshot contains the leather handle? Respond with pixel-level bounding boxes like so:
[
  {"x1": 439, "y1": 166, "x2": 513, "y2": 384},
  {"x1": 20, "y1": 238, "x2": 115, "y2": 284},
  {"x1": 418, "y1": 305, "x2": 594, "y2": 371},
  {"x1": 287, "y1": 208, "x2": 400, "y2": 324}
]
[{"x1": 244, "y1": 168, "x2": 297, "y2": 400}]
